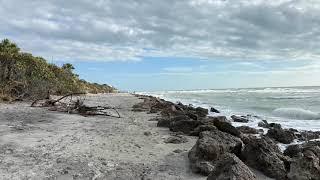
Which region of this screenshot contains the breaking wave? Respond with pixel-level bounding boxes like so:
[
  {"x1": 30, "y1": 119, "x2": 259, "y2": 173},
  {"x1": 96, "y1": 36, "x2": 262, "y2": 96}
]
[{"x1": 272, "y1": 108, "x2": 320, "y2": 120}]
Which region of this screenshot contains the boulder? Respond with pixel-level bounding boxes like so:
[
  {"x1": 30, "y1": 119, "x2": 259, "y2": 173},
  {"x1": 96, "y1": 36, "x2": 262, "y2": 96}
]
[
  {"x1": 258, "y1": 120, "x2": 282, "y2": 129},
  {"x1": 207, "y1": 153, "x2": 256, "y2": 180},
  {"x1": 157, "y1": 118, "x2": 171, "y2": 128},
  {"x1": 212, "y1": 118, "x2": 241, "y2": 137},
  {"x1": 297, "y1": 131, "x2": 320, "y2": 141},
  {"x1": 287, "y1": 141, "x2": 320, "y2": 180},
  {"x1": 133, "y1": 96, "x2": 176, "y2": 113},
  {"x1": 210, "y1": 107, "x2": 220, "y2": 113},
  {"x1": 196, "y1": 107, "x2": 209, "y2": 117},
  {"x1": 171, "y1": 115, "x2": 191, "y2": 122},
  {"x1": 200, "y1": 116, "x2": 240, "y2": 137},
  {"x1": 143, "y1": 131, "x2": 152, "y2": 136},
  {"x1": 194, "y1": 161, "x2": 215, "y2": 175},
  {"x1": 160, "y1": 106, "x2": 185, "y2": 118},
  {"x1": 266, "y1": 127, "x2": 296, "y2": 144},
  {"x1": 150, "y1": 99, "x2": 174, "y2": 113},
  {"x1": 186, "y1": 112, "x2": 198, "y2": 120},
  {"x1": 284, "y1": 144, "x2": 302, "y2": 158},
  {"x1": 169, "y1": 120, "x2": 202, "y2": 134},
  {"x1": 190, "y1": 125, "x2": 218, "y2": 136},
  {"x1": 157, "y1": 115, "x2": 190, "y2": 128},
  {"x1": 188, "y1": 130, "x2": 243, "y2": 175},
  {"x1": 269, "y1": 123, "x2": 282, "y2": 129},
  {"x1": 201, "y1": 116, "x2": 229, "y2": 124},
  {"x1": 258, "y1": 120, "x2": 269, "y2": 128},
  {"x1": 241, "y1": 136, "x2": 290, "y2": 179},
  {"x1": 237, "y1": 126, "x2": 260, "y2": 134},
  {"x1": 231, "y1": 115, "x2": 249, "y2": 123}
]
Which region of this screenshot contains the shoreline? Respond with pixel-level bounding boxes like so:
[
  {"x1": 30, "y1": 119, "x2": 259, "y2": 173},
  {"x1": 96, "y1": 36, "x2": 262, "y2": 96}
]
[
  {"x1": 0, "y1": 93, "x2": 319, "y2": 179},
  {"x1": 132, "y1": 93, "x2": 320, "y2": 179},
  {"x1": 138, "y1": 91, "x2": 320, "y2": 132}
]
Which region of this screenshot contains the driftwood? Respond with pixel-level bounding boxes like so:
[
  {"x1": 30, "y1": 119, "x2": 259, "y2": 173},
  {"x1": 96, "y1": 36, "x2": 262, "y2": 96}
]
[{"x1": 31, "y1": 93, "x2": 121, "y2": 118}]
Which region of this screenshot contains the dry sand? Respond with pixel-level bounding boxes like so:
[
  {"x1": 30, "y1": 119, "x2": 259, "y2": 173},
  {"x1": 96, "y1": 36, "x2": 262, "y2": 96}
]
[{"x1": 0, "y1": 93, "x2": 205, "y2": 180}]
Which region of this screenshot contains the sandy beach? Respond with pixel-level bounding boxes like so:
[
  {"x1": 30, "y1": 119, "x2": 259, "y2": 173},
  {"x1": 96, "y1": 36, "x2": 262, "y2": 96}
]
[
  {"x1": 0, "y1": 93, "x2": 204, "y2": 180},
  {"x1": 2, "y1": 93, "x2": 319, "y2": 180}
]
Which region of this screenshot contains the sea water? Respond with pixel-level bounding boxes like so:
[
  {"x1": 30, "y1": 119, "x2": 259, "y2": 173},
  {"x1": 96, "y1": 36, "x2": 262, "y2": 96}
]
[{"x1": 141, "y1": 86, "x2": 320, "y2": 131}]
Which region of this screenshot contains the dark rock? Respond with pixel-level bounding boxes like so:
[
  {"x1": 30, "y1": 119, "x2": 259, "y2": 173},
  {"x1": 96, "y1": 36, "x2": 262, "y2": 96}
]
[
  {"x1": 143, "y1": 131, "x2": 152, "y2": 136},
  {"x1": 258, "y1": 120, "x2": 282, "y2": 130},
  {"x1": 297, "y1": 131, "x2": 320, "y2": 141},
  {"x1": 164, "y1": 135, "x2": 188, "y2": 144},
  {"x1": 173, "y1": 149, "x2": 183, "y2": 153},
  {"x1": 210, "y1": 107, "x2": 220, "y2": 113},
  {"x1": 149, "y1": 108, "x2": 158, "y2": 113},
  {"x1": 258, "y1": 120, "x2": 269, "y2": 128},
  {"x1": 160, "y1": 106, "x2": 185, "y2": 118},
  {"x1": 237, "y1": 126, "x2": 259, "y2": 134},
  {"x1": 201, "y1": 116, "x2": 229, "y2": 124},
  {"x1": 196, "y1": 107, "x2": 209, "y2": 117},
  {"x1": 212, "y1": 118, "x2": 241, "y2": 137},
  {"x1": 269, "y1": 123, "x2": 282, "y2": 129},
  {"x1": 188, "y1": 130, "x2": 243, "y2": 175},
  {"x1": 169, "y1": 120, "x2": 202, "y2": 135},
  {"x1": 133, "y1": 96, "x2": 175, "y2": 113},
  {"x1": 157, "y1": 118, "x2": 171, "y2": 128},
  {"x1": 193, "y1": 161, "x2": 215, "y2": 175},
  {"x1": 284, "y1": 144, "x2": 302, "y2": 158},
  {"x1": 190, "y1": 125, "x2": 218, "y2": 136},
  {"x1": 186, "y1": 112, "x2": 198, "y2": 120},
  {"x1": 241, "y1": 136, "x2": 289, "y2": 179},
  {"x1": 288, "y1": 141, "x2": 320, "y2": 180},
  {"x1": 289, "y1": 128, "x2": 299, "y2": 132},
  {"x1": 200, "y1": 116, "x2": 240, "y2": 137},
  {"x1": 266, "y1": 127, "x2": 296, "y2": 144},
  {"x1": 171, "y1": 115, "x2": 190, "y2": 122},
  {"x1": 150, "y1": 100, "x2": 174, "y2": 113},
  {"x1": 207, "y1": 153, "x2": 256, "y2": 180},
  {"x1": 231, "y1": 115, "x2": 249, "y2": 123}
]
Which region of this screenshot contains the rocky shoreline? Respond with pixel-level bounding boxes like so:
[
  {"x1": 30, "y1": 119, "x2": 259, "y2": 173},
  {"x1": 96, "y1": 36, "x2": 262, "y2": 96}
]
[{"x1": 132, "y1": 94, "x2": 320, "y2": 180}]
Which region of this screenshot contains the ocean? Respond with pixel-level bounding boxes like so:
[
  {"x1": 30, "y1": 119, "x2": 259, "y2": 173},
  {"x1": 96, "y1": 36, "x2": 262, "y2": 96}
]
[{"x1": 141, "y1": 86, "x2": 320, "y2": 132}]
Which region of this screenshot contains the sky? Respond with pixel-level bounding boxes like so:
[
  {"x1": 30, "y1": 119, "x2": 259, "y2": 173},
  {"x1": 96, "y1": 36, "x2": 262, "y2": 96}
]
[{"x1": 1, "y1": 0, "x2": 320, "y2": 91}]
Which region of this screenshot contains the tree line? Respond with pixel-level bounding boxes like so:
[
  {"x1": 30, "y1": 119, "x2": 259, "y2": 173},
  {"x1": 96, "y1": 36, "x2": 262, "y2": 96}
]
[{"x1": 0, "y1": 39, "x2": 116, "y2": 101}]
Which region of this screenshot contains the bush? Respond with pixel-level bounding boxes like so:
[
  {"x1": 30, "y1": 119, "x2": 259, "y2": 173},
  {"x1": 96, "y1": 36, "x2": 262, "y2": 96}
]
[{"x1": 0, "y1": 39, "x2": 116, "y2": 100}]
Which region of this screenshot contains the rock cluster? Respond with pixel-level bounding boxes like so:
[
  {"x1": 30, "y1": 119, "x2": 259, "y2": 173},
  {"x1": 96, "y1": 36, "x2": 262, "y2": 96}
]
[
  {"x1": 188, "y1": 130, "x2": 243, "y2": 175},
  {"x1": 207, "y1": 153, "x2": 256, "y2": 180},
  {"x1": 231, "y1": 115, "x2": 249, "y2": 123},
  {"x1": 132, "y1": 95, "x2": 320, "y2": 180}
]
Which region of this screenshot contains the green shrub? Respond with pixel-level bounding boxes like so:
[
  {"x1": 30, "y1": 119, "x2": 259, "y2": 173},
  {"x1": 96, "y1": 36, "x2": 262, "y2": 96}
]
[{"x1": 0, "y1": 39, "x2": 116, "y2": 100}]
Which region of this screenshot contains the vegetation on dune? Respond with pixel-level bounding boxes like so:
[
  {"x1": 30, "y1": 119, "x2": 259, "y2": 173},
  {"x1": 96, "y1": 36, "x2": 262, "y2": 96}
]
[{"x1": 0, "y1": 39, "x2": 116, "y2": 101}]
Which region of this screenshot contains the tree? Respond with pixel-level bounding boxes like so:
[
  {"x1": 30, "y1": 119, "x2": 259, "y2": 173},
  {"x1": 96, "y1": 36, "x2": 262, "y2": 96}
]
[
  {"x1": 0, "y1": 38, "x2": 116, "y2": 100},
  {"x1": 0, "y1": 39, "x2": 20, "y2": 82},
  {"x1": 62, "y1": 63, "x2": 75, "y2": 71}
]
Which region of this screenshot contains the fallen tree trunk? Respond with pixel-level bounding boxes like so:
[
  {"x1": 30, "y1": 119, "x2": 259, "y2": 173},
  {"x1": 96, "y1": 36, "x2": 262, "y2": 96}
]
[{"x1": 31, "y1": 93, "x2": 121, "y2": 118}]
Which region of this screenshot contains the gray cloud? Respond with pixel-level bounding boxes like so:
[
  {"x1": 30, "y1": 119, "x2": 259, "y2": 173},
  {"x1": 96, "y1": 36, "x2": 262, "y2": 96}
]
[{"x1": 1, "y1": 0, "x2": 320, "y2": 61}]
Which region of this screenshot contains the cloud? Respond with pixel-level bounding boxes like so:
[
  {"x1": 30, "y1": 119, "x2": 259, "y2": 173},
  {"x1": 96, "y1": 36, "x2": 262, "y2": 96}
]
[{"x1": 1, "y1": 0, "x2": 320, "y2": 62}]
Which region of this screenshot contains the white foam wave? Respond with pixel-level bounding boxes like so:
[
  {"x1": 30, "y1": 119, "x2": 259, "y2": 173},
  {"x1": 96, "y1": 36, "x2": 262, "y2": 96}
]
[
  {"x1": 140, "y1": 87, "x2": 320, "y2": 95},
  {"x1": 272, "y1": 108, "x2": 320, "y2": 120}
]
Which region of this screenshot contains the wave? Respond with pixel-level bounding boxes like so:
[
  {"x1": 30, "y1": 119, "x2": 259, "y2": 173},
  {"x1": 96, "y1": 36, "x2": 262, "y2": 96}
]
[
  {"x1": 267, "y1": 96, "x2": 312, "y2": 100},
  {"x1": 140, "y1": 87, "x2": 320, "y2": 95},
  {"x1": 272, "y1": 108, "x2": 320, "y2": 120}
]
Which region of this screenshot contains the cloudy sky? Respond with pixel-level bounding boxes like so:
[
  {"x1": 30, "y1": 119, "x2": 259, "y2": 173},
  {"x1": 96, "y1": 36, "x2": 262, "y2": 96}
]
[{"x1": 1, "y1": 0, "x2": 320, "y2": 91}]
